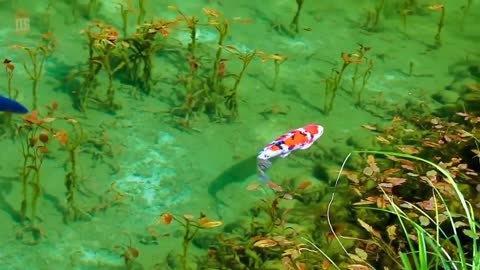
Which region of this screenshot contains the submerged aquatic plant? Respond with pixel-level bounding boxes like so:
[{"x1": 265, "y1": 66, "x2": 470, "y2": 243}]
[
  {"x1": 350, "y1": 44, "x2": 373, "y2": 107},
  {"x1": 363, "y1": 0, "x2": 385, "y2": 31},
  {"x1": 11, "y1": 41, "x2": 52, "y2": 110},
  {"x1": 326, "y1": 149, "x2": 479, "y2": 269},
  {"x1": 290, "y1": 0, "x2": 305, "y2": 34},
  {"x1": 222, "y1": 45, "x2": 261, "y2": 118},
  {"x1": 54, "y1": 117, "x2": 91, "y2": 223},
  {"x1": 2, "y1": 59, "x2": 18, "y2": 134},
  {"x1": 118, "y1": 2, "x2": 135, "y2": 38},
  {"x1": 267, "y1": 53, "x2": 288, "y2": 92},
  {"x1": 3, "y1": 59, "x2": 16, "y2": 99},
  {"x1": 158, "y1": 212, "x2": 222, "y2": 270},
  {"x1": 119, "y1": 18, "x2": 177, "y2": 94},
  {"x1": 114, "y1": 232, "x2": 141, "y2": 269},
  {"x1": 428, "y1": 4, "x2": 445, "y2": 48},
  {"x1": 16, "y1": 110, "x2": 55, "y2": 244},
  {"x1": 323, "y1": 47, "x2": 363, "y2": 115},
  {"x1": 204, "y1": 7, "x2": 230, "y2": 93}
]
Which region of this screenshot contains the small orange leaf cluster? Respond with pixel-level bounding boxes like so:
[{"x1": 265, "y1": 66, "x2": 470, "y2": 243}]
[
  {"x1": 21, "y1": 111, "x2": 56, "y2": 153},
  {"x1": 81, "y1": 21, "x2": 119, "y2": 45},
  {"x1": 53, "y1": 130, "x2": 69, "y2": 146},
  {"x1": 3, "y1": 59, "x2": 14, "y2": 72},
  {"x1": 22, "y1": 110, "x2": 55, "y2": 126},
  {"x1": 159, "y1": 212, "x2": 222, "y2": 229}
]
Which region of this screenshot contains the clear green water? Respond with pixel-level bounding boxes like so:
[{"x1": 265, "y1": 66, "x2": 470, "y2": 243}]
[{"x1": 0, "y1": 0, "x2": 478, "y2": 269}]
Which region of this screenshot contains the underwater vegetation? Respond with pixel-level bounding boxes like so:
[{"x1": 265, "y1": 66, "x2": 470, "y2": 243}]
[{"x1": 0, "y1": 0, "x2": 479, "y2": 269}]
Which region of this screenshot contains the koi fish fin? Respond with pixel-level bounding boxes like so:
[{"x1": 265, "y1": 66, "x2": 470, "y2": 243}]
[{"x1": 280, "y1": 152, "x2": 291, "y2": 158}]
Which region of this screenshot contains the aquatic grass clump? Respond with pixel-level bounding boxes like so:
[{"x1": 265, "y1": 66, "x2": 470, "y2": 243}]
[
  {"x1": 119, "y1": 18, "x2": 178, "y2": 95},
  {"x1": 364, "y1": 151, "x2": 478, "y2": 270},
  {"x1": 77, "y1": 22, "x2": 118, "y2": 111},
  {"x1": 199, "y1": 179, "x2": 323, "y2": 269},
  {"x1": 167, "y1": 7, "x2": 258, "y2": 124},
  {"x1": 325, "y1": 150, "x2": 479, "y2": 270}
]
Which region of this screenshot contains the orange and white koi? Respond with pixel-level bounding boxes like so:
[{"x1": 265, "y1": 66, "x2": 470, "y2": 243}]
[{"x1": 257, "y1": 124, "x2": 324, "y2": 180}]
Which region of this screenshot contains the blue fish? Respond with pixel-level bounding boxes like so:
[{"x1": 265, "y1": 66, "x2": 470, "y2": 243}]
[{"x1": 0, "y1": 95, "x2": 28, "y2": 114}]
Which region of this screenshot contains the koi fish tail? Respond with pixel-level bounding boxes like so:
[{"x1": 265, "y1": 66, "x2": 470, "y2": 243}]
[{"x1": 257, "y1": 158, "x2": 272, "y2": 170}]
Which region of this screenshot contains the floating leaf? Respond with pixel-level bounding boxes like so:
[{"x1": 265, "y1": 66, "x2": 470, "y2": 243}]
[
  {"x1": 253, "y1": 238, "x2": 278, "y2": 248},
  {"x1": 401, "y1": 164, "x2": 416, "y2": 171},
  {"x1": 342, "y1": 171, "x2": 359, "y2": 184},
  {"x1": 383, "y1": 168, "x2": 400, "y2": 175},
  {"x1": 198, "y1": 217, "x2": 223, "y2": 229},
  {"x1": 385, "y1": 177, "x2": 406, "y2": 186},
  {"x1": 419, "y1": 216, "x2": 430, "y2": 226},
  {"x1": 454, "y1": 221, "x2": 468, "y2": 228},
  {"x1": 42, "y1": 117, "x2": 56, "y2": 123},
  {"x1": 463, "y1": 229, "x2": 479, "y2": 240},
  {"x1": 422, "y1": 140, "x2": 442, "y2": 148},
  {"x1": 202, "y1": 7, "x2": 221, "y2": 17},
  {"x1": 357, "y1": 218, "x2": 381, "y2": 238},
  {"x1": 361, "y1": 124, "x2": 377, "y2": 131},
  {"x1": 375, "y1": 135, "x2": 390, "y2": 144},
  {"x1": 363, "y1": 167, "x2": 374, "y2": 176},
  {"x1": 387, "y1": 225, "x2": 397, "y2": 241},
  {"x1": 267, "y1": 181, "x2": 283, "y2": 192},
  {"x1": 367, "y1": 155, "x2": 380, "y2": 172},
  {"x1": 347, "y1": 264, "x2": 370, "y2": 270},
  {"x1": 246, "y1": 182, "x2": 261, "y2": 191},
  {"x1": 397, "y1": 145, "x2": 420, "y2": 154},
  {"x1": 417, "y1": 197, "x2": 436, "y2": 211},
  {"x1": 355, "y1": 248, "x2": 368, "y2": 260},
  {"x1": 183, "y1": 214, "x2": 194, "y2": 220}
]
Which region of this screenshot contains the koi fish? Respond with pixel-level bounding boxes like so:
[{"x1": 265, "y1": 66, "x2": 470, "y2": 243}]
[
  {"x1": 257, "y1": 124, "x2": 324, "y2": 180},
  {"x1": 0, "y1": 95, "x2": 28, "y2": 114}
]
